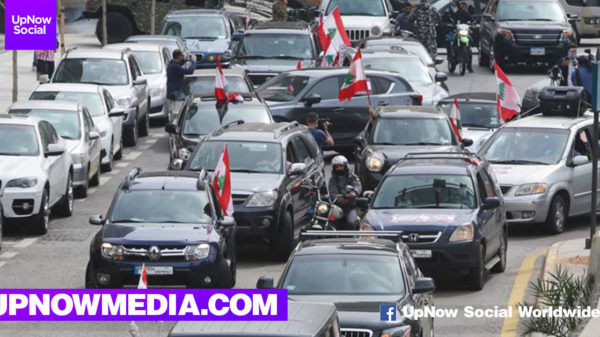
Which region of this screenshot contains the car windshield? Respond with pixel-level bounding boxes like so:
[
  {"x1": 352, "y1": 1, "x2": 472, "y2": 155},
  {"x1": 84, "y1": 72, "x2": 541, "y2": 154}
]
[
  {"x1": 438, "y1": 102, "x2": 500, "y2": 128},
  {"x1": 363, "y1": 57, "x2": 432, "y2": 83},
  {"x1": 479, "y1": 128, "x2": 569, "y2": 165},
  {"x1": 372, "y1": 118, "x2": 454, "y2": 145},
  {"x1": 161, "y1": 17, "x2": 227, "y2": 40},
  {"x1": 256, "y1": 75, "x2": 310, "y2": 102},
  {"x1": 0, "y1": 125, "x2": 39, "y2": 156},
  {"x1": 9, "y1": 109, "x2": 81, "y2": 140},
  {"x1": 373, "y1": 175, "x2": 477, "y2": 209},
  {"x1": 29, "y1": 91, "x2": 104, "y2": 117},
  {"x1": 53, "y1": 58, "x2": 129, "y2": 86},
  {"x1": 180, "y1": 76, "x2": 250, "y2": 97},
  {"x1": 110, "y1": 190, "x2": 213, "y2": 223},
  {"x1": 188, "y1": 141, "x2": 282, "y2": 174},
  {"x1": 126, "y1": 38, "x2": 184, "y2": 54},
  {"x1": 567, "y1": 0, "x2": 600, "y2": 6},
  {"x1": 182, "y1": 105, "x2": 272, "y2": 136},
  {"x1": 498, "y1": 2, "x2": 565, "y2": 21},
  {"x1": 366, "y1": 43, "x2": 434, "y2": 65},
  {"x1": 326, "y1": 0, "x2": 386, "y2": 16},
  {"x1": 132, "y1": 51, "x2": 162, "y2": 74},
  {"x1": 238, "y1": 34, "x2": 314, "y2": 59},
  {"x1": 282, "y1": 254, "x2": 405, "y2": 295}
]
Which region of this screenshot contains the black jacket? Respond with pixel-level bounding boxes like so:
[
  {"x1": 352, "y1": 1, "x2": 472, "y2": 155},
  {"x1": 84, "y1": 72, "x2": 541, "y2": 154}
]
[{"x1": 328, "y1": 172, "x2": 362, "y2": 200}]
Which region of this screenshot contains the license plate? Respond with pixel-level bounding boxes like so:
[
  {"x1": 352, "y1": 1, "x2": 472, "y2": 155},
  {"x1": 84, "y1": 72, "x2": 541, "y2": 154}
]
[
  {"x1": 134, "y1": 266, "x2": 173, "y2": 275},
  {"x1": 410, "y1": 249, "x2": 432, "y2": 259},
  {"x1": 530, "y1": 47, "x2": 545, "y2": 56}
]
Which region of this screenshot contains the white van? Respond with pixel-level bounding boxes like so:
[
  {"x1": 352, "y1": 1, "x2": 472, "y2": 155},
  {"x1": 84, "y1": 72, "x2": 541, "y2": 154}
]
[{"x1": 559, "y1": 0, "x2": 600, "y2": 41}]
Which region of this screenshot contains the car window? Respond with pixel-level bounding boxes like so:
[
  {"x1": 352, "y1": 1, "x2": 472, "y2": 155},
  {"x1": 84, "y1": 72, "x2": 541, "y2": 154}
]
[
  {"x1": 38, "y1": 122, "x2": 51, "y2": 150},
  {"x1": 182, "y1": 104, "x2": 272, "y2": 136},
  {"x1": 304, "y1": 77, "x2": 340, "y2": 101},
  {"x1": 82, "y1": 110, "x2": 91, "y2": 134},
  {"x1": 162, "y1": 48, "x2": 171, "y2": 67},
  {"x1": 10, "y1": 109, "x2": 81, "y2": 140},
  {"x1": 189, "y1": 141, "x2": 283, "y2": 174},
  {"x1": 291, "y1": 136, "x2": 312, "y2": 164},
  {"x1": 369, "y1": 76, "x2": 394, "y2": 94},
  {"x1": 257, "y1": 75, "x2": 310, "y2": 102},
  {"x1": 372, "y1": 118, "x2": 454, "y2": 146},
  {"x1": 572, "y1": 128, "x2": 592, "y2": 160},
  {"x1": 132, "y1": 51, "x2": 163, "y2": 74},
  {"x1": 479, "y1": 170, "x2": 496, "y2": 198},
  {"x1": 104, "y1": 90, "x2": 114, "y2": 112},
  {"x1": 476, "y1": 172, "x2": 489, "y2": 202},
  {"x1": 160, "y1": 16, "x2": 228, "y2": 39},
  {"x1": 181, "y1": 76, "x2": 251, "y2": 97},
  {"x1": 53, "y1": 58, "x2": 129, "y2": 85},
  {"x1": 286, "y1": 142, "x2": 298, "y2": 164},
  {"x1": 29, "y1": 91, "x2": 105, "y2": 117},
  {"x1": 364, "y1": 59, "x2": 432, "y2": 84},
  {"x1": 0, "y1": 124, "x2": 40, "y2": 156},
  {"x1": 129, "y1": 56, "x2": 142, "y2": 79},
  {"x1": 239, "y1": 34, "x2": 315, "y2": 59}
]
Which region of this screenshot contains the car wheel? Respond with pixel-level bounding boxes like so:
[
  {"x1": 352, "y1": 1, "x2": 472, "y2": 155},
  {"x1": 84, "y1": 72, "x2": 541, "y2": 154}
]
[
  {"x1": 89, "y1": 159, "x2": 100, "y2": 187},
  {"x1": 85, "y1": 262, "x2": 99, "y2": 289},
  {"x1": 0, "y1": 211, "x2": 4, "y2": 251},
  {"x1": 101, "y1": 144, "x2": 113, "y2": 172},
  {"x1": 491, "y1": 228, "x2": 507, "y2": 273},
  {"x1": 54, "y1": 173, "x2": 74, "y2": 217},
  {"x1": 139, "y1": 111, "x2": 149, "y2": 137},
  {"x1": 545, "y1": 195, "x2": 567, "y2": 234},
  {"x1": 271, "y1": 211, "x2": 294, "y2": 262},
  {"x1": 114, "y1": 136, "x2": 123, "y2": 160},
  {"x1": 467, "y1": 244, "x2": 485, "y2": 290},
  {"x1": 124, "y1": 120, "x2": 138, "y2": 147},
  {"x1": 31, "y1": 188, "x2": 49, "y2": 235},
  {"x1": 478, "y1": 40, "x2": 490, "y2": 67},
  {"x1": 95, "y1": 11, "x2": 134, "y2": 44},
  {"x1": 218, "y1": 255, "x2": 236, "y2": 288}
]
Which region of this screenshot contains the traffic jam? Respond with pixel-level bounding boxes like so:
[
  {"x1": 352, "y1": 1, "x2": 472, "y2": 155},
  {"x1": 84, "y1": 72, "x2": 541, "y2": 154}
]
[{"x1": 1, "y1": 0, "x2": 600, "y2": 335}]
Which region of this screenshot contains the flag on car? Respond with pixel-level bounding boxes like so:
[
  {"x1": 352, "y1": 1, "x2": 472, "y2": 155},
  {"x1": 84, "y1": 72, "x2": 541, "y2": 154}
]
[
  {"x1": 449, "y1": 97, "x2": 463, "y2": 141},
  {"x1": 296, "y1": 60, "x2": 302, "y2": 70},
  {"x1": 494, "y1": 61, "x2": 520, "y2": 121},
  {"x1": 317, "y1": 7, "x2": 350, "y2": 52},
  {"x1": 213, "y1": 144, "x2": 234, "y2": 216},
  {"x1": 339, "y1": 50, "x2": 370, "y2": 101},
  {"x1": 215, "y1": 56, "x2": 228, "y2": 101},
  {"x1": 321, "y1": 35, "x2": 341, "y2": 67},
  {"x1": 228, "y1": 92, "x2": 244, "y2": 103},
  {"x1": 245, "y1": 10, "x2": 251, "y2": 30},
  {"x1": 137, "y1": 264, "x2": 148, "y2": 289}
]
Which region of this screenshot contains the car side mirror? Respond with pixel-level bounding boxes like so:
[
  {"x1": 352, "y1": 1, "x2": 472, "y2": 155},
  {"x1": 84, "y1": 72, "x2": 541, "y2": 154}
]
[
  {"x1": 89, "y1": 214, "x2": 104, "y2": 225},
  {"x1": 353, "y1": 135, "x2": 363, "y2": 146},
  {"x1": 413, "y1": 277, "x2": 436, "y2": 294},
  {"x1": 571, "y1": 155, "x2": 590, "y2": 166},
  {"x1": 390, "y1": 10, "x2": 399, "y2": 18},
  {"x1": 362, "y1": 190, "x2": 375, "y2": 198},
  {"x1": 435, "y1": 72, "x2": 448, "y2": 82},
  {"x1": 256, "y1": 276, "x2": 275, "y2": 289},
  {"x1": 39, "y1": 74, "x2": 49, "y2": 84},
  {"x1": 222, "y1": 50, "x2": 232, "y2": 62},
  {"x1": 108, "y1": 108, "x2": 125, "y2": 118},
  {"x1": 165, "y1": 122, "x2": 177, "y2": 134},
  {"x1": 567, "y1": 13, "x2": 579, "y2": 20},
  {"x1": 434, "y1": 56, "x2": 444, "y2": 65},
  {"x1": 89, "y1": 131, "x2": 100, "y2": 140},
  {"x1": 170, "y1": 159, "x2": 184, "y2": 170},
  {"x1": 356, "y1": 197, "x2": 370, "y2": 209},
  {"x1": 219, "y1": 216, "x2": 235, "y2": 227},
  {"x1": 133, "y1": 77, "x2": 147, "y2": 86},
  {"x1": 462, "y1": 138, "x2": 473, "y2": 147},
  {"x1": 289, "y1": 163, "x2": 307, "y2": 176},
  {"x1": 301, "y1": 93, "x2": 322, "y2": 107},
  {"x1": 482, "y1": 197, "x2": 501, "y2": 210},
  {"x1": 46, "y1": 143, "x2": 66, "y2": 156}
]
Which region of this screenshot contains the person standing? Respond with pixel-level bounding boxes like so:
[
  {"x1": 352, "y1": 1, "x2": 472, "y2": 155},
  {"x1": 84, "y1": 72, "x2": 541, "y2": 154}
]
[
  {"x1": 409, "y1": 0, "x2": 440, "y2": 58},
  {"x1": 571, "y1": 54, "x2": 593, "y2": 98},
  {"x1": 395, "y1": 4, "x2": 414, "y2": 33},
  {"x1": 35, "y1": 39, "x2": 58, "y2": 80},
  {"x1": 306, "y1": 112, "x2": 334, "y2": 154},
  {"x1": 272, "y1": 0, "x2": 288, "y2": 22},
  {"x1": 166, "y1": 49, "x2": 197, "y2": 99}
]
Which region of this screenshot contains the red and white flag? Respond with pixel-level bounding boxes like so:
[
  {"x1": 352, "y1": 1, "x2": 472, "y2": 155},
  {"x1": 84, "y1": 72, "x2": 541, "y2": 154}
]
[
  {"x1": 339, "y1": 50, "x2": 370, "y2": 101},
  {"x1": 245, "y1": 10, "x2": 251, "y2": 30},
  {"x1": 228, "y1": 92, "x2": 244, "y2": 103},
  {"x1": 449, "y1": 97, "x2": 463, "y2": 141},
  {"x1": 317, "y1": 7, "x2": 350, "y2": 51},
  {"x1": 494, "y1": 61, "x2": 520, "y2": 121},
  {"x1": 215, "y1": 55, "x2": 229, "y2": 101},
  {"x1": 137, "y1": 264, "x2": 148, "y2": 289},
  {"x1": 296, "y1": 60, "x2": 302, "y2": 70},
  {"x1": 213, "y1": 144, "x2": 234, "y2": 216},
  {"x1": 320, "y1": 35, "x2": 341, "y2": 67}
]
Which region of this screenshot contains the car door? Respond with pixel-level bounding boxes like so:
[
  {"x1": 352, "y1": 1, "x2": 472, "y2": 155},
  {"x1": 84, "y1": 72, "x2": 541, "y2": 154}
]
[
  {"x1": 294, "y1": 76, "x2": 343, "y2": 138},
  {"x1": 82, "y1": 109, "x2": 99, "y2": 178},
  {"x1": 480, "y1": 167, "x2": 502, "y2": 256},
  {"x1": 289, "y1": 136, "x2": 316, "y2": 225},
  {"x1": 284, "y1": 141, "x2": 307, "y2": 228},
  {"x1": 39, "y1": 122, "x2": 63, "y2": 205},
  {"x1": 569, "y1": 127, "x2": 593, "y2": 215},
  {"x1": 104, "y1": 89, "x2": 122, "y2": 152},
  {"x1": 129, "y1": 55, "x2": 148, "y2": 116},
  {"x1": 475, "y1": 170, "x2": 497, "y2": 261},
  {"x1": 480, "y1": 0, "x2": 498, "y2": 53}
]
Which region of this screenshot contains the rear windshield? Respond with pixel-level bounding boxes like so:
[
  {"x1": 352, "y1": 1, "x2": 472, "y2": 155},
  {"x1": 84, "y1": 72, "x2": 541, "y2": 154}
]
[{"x1": 182, "y1": 104, "x2": 272, "y2": 136}]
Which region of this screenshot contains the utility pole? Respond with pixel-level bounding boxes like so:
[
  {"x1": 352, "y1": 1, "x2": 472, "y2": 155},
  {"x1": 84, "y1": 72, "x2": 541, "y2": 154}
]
[
  {"x1": 58, "y1": 0, "x2": 65, "y2": 55},
  {"x1": 102, "y1": 0, "x2": 107, "y2": 45},
  {"x1": 12, "y1": 50, "x2": 17, "y2": 103},
  {"x1": 151, "y1": 0, "x2": 156, "y2": 34}
]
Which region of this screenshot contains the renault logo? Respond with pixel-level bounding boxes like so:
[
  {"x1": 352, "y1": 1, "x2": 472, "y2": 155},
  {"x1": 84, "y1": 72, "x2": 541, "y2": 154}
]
[
  {"x1": 148, "y1": 246, "x2": 161, "y2": 261},
  {"x1": 408, "y1": 233, "x2": 420, "y2": 242}
]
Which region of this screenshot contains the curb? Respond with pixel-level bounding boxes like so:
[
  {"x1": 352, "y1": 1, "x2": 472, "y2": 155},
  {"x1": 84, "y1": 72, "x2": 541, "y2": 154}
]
[{"x1": 542, "y1": 241, "x2": 562, "y2": 280}]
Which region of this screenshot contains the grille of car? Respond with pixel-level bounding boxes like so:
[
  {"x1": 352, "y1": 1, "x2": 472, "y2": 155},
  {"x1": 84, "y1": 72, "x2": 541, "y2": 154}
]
[
  {"x1": 500, "y1": 185, "x2": 513, "y2": 195},
  {"x1": 346, "y1": 29, "x2": 370, "y2": 42},
  {"x1": 401, "y1": 231, "x2": 441, "y2": 244},
  {"x1": 232, "y1": 194, "x2": 250, "y2": 206},
  {"x1": 121, "y1": 245, "x2": 187, "y2": 262},
  {"x1": 513, "y1": 31, "x2": 561, "y2": 45},
  {"x1": 340, "y1": 329, "x2": 373, "y2": 337},
  {"x1": 248, "y1": 73, "x2": 276, "y2": 86}
]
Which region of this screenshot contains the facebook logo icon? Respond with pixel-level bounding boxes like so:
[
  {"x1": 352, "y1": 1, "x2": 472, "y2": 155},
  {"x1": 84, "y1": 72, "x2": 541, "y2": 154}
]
[{"x1": 380, "y1": 304, "x2": 397, "y2": 321}]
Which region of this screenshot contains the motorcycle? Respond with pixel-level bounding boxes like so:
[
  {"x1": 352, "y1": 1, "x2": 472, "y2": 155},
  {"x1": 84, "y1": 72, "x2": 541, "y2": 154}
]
[
  {"x1": 447, "y1": 23, "x2": 473, "y2": 76},
  {"x1": 305, "y1": 185, "x2": 360, "y2": 231}
]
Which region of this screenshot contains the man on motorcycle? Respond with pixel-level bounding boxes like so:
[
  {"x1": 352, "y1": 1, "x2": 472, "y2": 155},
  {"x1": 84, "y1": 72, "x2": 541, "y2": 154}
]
[
  {"x1": 443, "y1": 1, "x2": 473, "y2": 74},
  {"x1": 328, "y1": 155, "x2": 362, "y2": 229}
]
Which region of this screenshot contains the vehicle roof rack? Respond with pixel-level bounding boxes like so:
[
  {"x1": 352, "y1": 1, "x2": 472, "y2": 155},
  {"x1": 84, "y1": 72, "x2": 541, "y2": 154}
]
[
  {"x1": 212, "y1": 120, "x2": 245, "y2": 136},
  {"x1": 197, "y1": 92, "x2": 255, "y2": 102},
  {"x1": 122, "y1": 167, "x2": 142, "y2": 189},
  {"x1": 252, "y1": 21, "x2": 310, "y2": 30},
  {"x1": 401, "y1": 152, "x2": 482, "y2": 165},
  {"x1": 273, "y1": 121, "x2": 301, "y2": 138},
  {"x1": 299, "y1": 230, "x2": 403, "y2": 242}
]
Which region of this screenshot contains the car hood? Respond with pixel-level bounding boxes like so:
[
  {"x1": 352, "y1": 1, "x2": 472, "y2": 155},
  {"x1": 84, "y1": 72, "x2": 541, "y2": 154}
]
[
  {"x1": 462, "y1": 128, "x2": 494, "y2": 151},
  {"x1": 365, "y1": 208, "x2": 477, "y2": 231},
  {"x1": 342, "y1": 16, "x2": 390, "y2": 30},
  {"x1": 104, "y1": 86, "x2": 132, "y2": 100},
  {"x1": 185, "y1": 38, "x2": 230, "y2": 54},
  {"x1": 0, "y1": 156, "x2": 43, "y2": 181},
  {"x1": 369, "y1": 145, "x2": 460, "y2": 163},
  {"x1": 65, "y1": 139, "x2": 83, "y2": 154},
  {"x1": 490, "y1": 164, "x2": 557, "y2": 186},
  {"x1": 499, "y1": 20, "x2": 570, "y2": 30},
  {"x1": 230, "y1": 172, "x2": 283, "y2": 194},
  {"x1": 102, "y1": 223, "x2": 217, "y2": 245}
]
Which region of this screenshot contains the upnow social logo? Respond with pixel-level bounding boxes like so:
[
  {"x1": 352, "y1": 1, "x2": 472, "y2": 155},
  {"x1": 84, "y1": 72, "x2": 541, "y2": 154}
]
[
  {"x1": 5, "y1": 0, "x2": 57, "y2": 50},
  {"x1": 380, "y1": 304, "x2": 397, "y2": 322}
]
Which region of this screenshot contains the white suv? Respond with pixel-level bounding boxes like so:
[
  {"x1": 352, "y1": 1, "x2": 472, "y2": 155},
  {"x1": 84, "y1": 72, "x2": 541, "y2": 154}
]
[
  {"x1": 0, "y1": 115, "x2": 73, "y2": 234},
  {"x1": 318, "y1": 0, "x2": 395, "y2": 43}
]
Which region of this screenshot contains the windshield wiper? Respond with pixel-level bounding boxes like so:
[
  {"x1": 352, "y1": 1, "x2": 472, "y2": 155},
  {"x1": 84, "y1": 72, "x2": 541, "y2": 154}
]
[
  {"x1": 403, "y1": 142, "x2": 444, "y2": 146},
  {"x1": 345, "y1": 12, "x2": 377, "y2": 16},
  {"x1": 489, "y1": 159, "x2": 549, "y2": 165},
  {"x1": 234, "y1": 55, "x2": 269, "y2": 60},
  {"x1": 183, "y1": 133, "x2": 203, "y2": 137},
  {"x1": 61, "y1": 136, "x2": 76, "y2": 140},
  {"x1": 462, "y1": 123, "x2": 492, "y2": 128},
  {"x1": 111, "y1": 219, "x2": 145, "y2": 223},
  {"x1": 232, "y1": 169, "x2": 265, "y2": 173},
  {"x1": 185, "y1": 36, "x2": 218, "y2": 40},
  {"x1": 272, "y1": 55, "x2": 307, "y2": 60},
  {"x1": 373, "y1": 142, "x2": 398, "y2": 146}
]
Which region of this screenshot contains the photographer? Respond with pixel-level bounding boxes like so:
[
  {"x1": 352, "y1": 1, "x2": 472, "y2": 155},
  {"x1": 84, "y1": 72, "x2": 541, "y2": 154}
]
[
  {"x1": 571, "y1": 54, "x2": 593, "y2": 98},
  {"x1": 306, "y1": 112, "x2": 334, "y2": 154},
  {"x1": 166, "y1": 49, "x2": 197, "y2": 100}
]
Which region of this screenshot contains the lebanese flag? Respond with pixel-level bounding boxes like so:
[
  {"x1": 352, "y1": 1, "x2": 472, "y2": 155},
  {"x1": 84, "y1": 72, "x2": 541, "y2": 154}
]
[
  {"x1": 339, "y1": 50, "x2": 370, "y2": 101},
  {"x1": 215, "y1": 56, "x2": 228, "y2": 101},
  {"x1": 228, "y1": 92, "x2": 244, "y2": 103},
  {"x1": 317, "y1": 7, "x2": 350, "y2": 50},
  {"x1": 296, "y1": 60, "x2": 302, "y2": 70},
  {"x1": 137, "y1": 264, "x2": 148, "y2": 289},
  {"x1": 494, "y1": 61, "x2": 520, "y2": 121},
  {"x1": 213, "y1": 144, "x2": 234, "y2": 216},
  {"x1": 321, "y1": 35, "x2": 341, "y2": 67},
  {"x1": 449, "y1": 97, "x2": 463, "y2": 142},
  {"x1": 245, "y1": 10, "x2": 251, "y2": 30}
]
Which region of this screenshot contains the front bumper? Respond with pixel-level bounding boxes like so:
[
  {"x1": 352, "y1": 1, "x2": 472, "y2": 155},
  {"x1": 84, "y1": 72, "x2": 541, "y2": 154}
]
[
  {"x1": 233, "y1": 207, "x2": 277, "y2": 239},
  {"x1": 72, "y1": 163, "x2": 88, "y2": 187},
  {"x1": 121, "y1": 106, "x2": 137, "y2": 128},
  {"x1": 149, "y1": 95, "x2": 168, "y2": 119},
  {"x1": 503, "y1": 193, "x2": 550, "y2": 224},
  {"x1": 1, "y1": 187, "x2": 43, "y2": 218},
  {"x1": 495, "y1": 39, "x2": 570, "y2": 64},
  {"x1": 407, "y1": 240, "x2": 481, "y2": 274}
]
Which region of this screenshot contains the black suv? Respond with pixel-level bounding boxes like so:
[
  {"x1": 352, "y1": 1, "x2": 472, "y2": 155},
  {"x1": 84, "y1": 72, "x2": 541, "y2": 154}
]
[
  {"x1": 229, "y1": 22, "x2": 321, "y2": 87},
  {"x1": 257, "y1": 231, "x2": 435, "y2": 337},
  {"x1": 257, "y1": 69, "x2": 422, "y2": 154},
  {"x1": 165, "y1": 93, "x2": 273, "y2": 165},
  {"x1": 182, "y1": 122, "x2": 326, "y2": 260},
  {"x1": 478, "y1": 0, "x2": 577, "y2": 70},
  {"x1": 354, "y1": 106, "x2": 471, "y2": 191},
  {"x1": 85, "y1": 169, "x2": 236, "y2": 288},
  {"x1": 361, "y1": 153, "x2": 507, "y2": 290}
]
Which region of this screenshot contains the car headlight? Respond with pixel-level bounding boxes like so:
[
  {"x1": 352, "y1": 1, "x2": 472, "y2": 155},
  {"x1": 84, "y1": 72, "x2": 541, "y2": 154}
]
[
  {"x1": 115, "y1": 96, "x2": 132, "y2": 108},
  {"x1": 371, "y1": 25, "x2": 382, "y2": 36},
  {"x1": 360, "y1": 222, "x2": 375, "y2": 231},
  {"x1": 382, "y1": 326, "x2": 411, "y2": 337},
  {"x1": 6, "y1": 177, "x2": 38, "y2": 188},
  {"x1": 560, "y1": 29, "x2": 575, "y2": 42},
  {"x1": 101, "y1": 242, "x2": 123, "y2": 260},
  {"x1": 497, "y1": 28, "x2": 513, "y2": 41},
  {"x1": 316, "y1": 202, "x2": 330, "y2": 216},
  {"x1": 71, "y1": 153, "x2": 86, "y2": 164},
  {"x1": 246, "y1": 191, "x2": 278, "y2": 207},
  {"x1": 459, "y1": 29, "x2": 469, "y2": 36},
  {"x1": 449, "y1": 222, "x2": 474, "y2": 242},
  {"x1": 366, "y1": 153, "x2": 384, "y2": 172},
  {"x1": 515, "y1": 183, "x2": 548, "y2": 196},
  {"x1": 150, "y1": 86, "x2": 165, "y2": 97},
  {"x1": 185, "y1": 243, "x2": 210, "y2": 261},
  {"x1": 177, "y1": 148, "x2": 191, "y2": 160}
]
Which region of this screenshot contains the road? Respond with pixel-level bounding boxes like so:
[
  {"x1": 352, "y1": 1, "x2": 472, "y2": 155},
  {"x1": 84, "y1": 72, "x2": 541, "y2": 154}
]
[{"x1": 0, "y1": 33, "x2": 598, "y2": 336}]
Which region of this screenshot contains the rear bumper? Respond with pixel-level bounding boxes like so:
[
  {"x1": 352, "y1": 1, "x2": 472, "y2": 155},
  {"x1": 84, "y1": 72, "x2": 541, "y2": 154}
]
[{"x1": 495, "y1": 40, "x2": 570, "y2": 64}]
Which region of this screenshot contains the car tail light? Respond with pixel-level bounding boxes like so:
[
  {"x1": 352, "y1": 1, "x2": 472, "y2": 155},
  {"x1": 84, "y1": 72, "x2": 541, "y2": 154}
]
[{"x1": 411, "y1": 94, "x2": 423, "y2": 104}]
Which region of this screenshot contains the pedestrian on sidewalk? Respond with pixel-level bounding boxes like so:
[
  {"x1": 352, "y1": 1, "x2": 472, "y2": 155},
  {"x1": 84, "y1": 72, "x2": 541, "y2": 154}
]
[
  {"x1": 35, "y1": 39, "x2": 58, "y2": 80},
  {"x1": 409, "y1": 0, "x2": 440, "y2": 58}
]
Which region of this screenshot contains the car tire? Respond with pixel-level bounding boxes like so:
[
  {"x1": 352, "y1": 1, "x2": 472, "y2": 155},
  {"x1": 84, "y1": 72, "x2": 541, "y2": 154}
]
[
  {"x1": 467, "y1": 244, "x2": 485, "y2": 291},
  {"x1": 95, "y1": 11, "x2": 134, "y2": 44},
  {"x1": 139, "y1": 111, "x2": 149, "y2": 137},
  {"x1": 31, "y1": 188, "x2": 49, "y2": 235},
  {"x1": 545, "y1": 195, "x2": 567, "y2": 234},
  {"x1": 114, "y1": 137, "x2": 123, "y2": 160},
  {"x1": 271, "y1": 211, "x2": 294, "y2": 262},
  {"x1": 491, "y1": 228, "x2": 507, "y2": 273},
  {"x1": 54, "y1": 173, "x2": 74, "y2": 217},
  {"x1": 218, "y1": 256, "x2": 237, "y2": 288},
  {"x1": 85, "y1": 262, "x2": 99, "y2": 289},
  {"x1": 124, "y1": 120, "x2": 138, "y2": 147},
  {"x1": 478, "y1": 41, "x2": 490, "y2": 67},
  {"x1": 89, "y1": 159, "x2": 100, "y2": 187},
  {"x1": 101, "y1": 144, "x2": 113, "y2": 172}
]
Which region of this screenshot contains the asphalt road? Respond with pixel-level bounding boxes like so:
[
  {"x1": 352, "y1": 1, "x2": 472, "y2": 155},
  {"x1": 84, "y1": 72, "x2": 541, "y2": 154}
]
[{"x1": 0, "y1": 34, "x2": 599, "y2": 336}]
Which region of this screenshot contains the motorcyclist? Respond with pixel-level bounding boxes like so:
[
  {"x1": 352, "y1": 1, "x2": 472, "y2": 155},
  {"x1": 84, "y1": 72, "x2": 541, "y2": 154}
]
[
  {"x1": 443, "y1": 1, "x2": 473, "y2": 73},
  {"x1": 328, "y1": 155, "x2": 362, "y2": 229}
]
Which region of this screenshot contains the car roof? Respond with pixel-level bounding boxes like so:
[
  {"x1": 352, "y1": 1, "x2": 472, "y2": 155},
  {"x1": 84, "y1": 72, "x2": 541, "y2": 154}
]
[
  {"x1": 361, "y1": 49, "x2": 418, "y2": 59},
  {"x1": 502, "y1": 112, "x2": 593, "y2": 130},
  {"x1": 295, "y1": 238, "x2": 403, "y2": 256},
  {"x1": 128, "y1": 171, "x2": 205, "y2": 191},
  {"x1": 33, "y1": 83, "x2": 102, "y2": 94},
  {"x1": 127, "y1": 35, "x2": 181, "y2": 42},
  {"x1": 251, "y1": 21, "x2": 311, "y2": 32},
  {"x1": 166, "y1": 9, "x2": 227, "y2": 17},
  {"x1": 208, "y1": 122, "x2": 304, "y2": 142},
  {"x1": 390, "y1": 158, "x2": 476, "y2": 176},
  {"x1": 377, "y1": 105, "x2": 444, "y2": 119},
  {"x1": 187, "y1": 67, "x2": 246, "y2": 77},
  {"x1": 362, "y1": 36, "x2": 421, "y2": 45},
  {"x1": 9, "y1": 100, "x2": 80, "y2": 111},
  {"x1": 286, "y1": 68, "x2": 405, "y2": 78},
  {"x1": 440, "y1": 92, "x2": 497, "y2": 103},
  {"x1": 169, "y1": 302, "x2": 336, "y2": 337},
  {"x1": 105, "y1": 43, "x2": 163, "y2": 52},
  {"x1": 65, "y1": 48, "x2": 125, "y2": 60},
  {"x1": 0, "y1": 114, "x2": 42, "y2": 126}
]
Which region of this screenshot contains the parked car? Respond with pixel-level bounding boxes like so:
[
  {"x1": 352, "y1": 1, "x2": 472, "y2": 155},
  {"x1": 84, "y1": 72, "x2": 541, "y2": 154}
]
[
  {"x1": 0, "y1": 115, "x2": 73, "y2": 234},
  {"x1": 230, "y1": 22, "x2": 321, "y2": 87},
  {"x1": 166, "y1": 93, "x2": 273, "y2": 165},
  {"x1": 125, "y1": 35, "x2": 189, "y2": 55},
  {"x1": 8, "y1": 101, "x2": 103, "y2": 198},
  {"x1": 30, "y1": 83, "x2": 125, "y2": 172},
  {"x1": 85, "y1": 169, "x2": 236, "y2": 288},
  {"x1": 105, "y1": 43, "x2": 172, "y2": 123},
  {"x1": 361, "y1": 152, "x2": 507, "y2": 290},
  {"x1": 50, "y1": 47, "x2": 150, "y2": 147},
  {"x1": 257, "y1": 231, "x2": 434, "y2": 337},
  {"x1": 181, "y1": 122, "x2": 327, "y2": 260},
  {"x1": 256, "y1": 68, "x2": 423, "y2": 154}
]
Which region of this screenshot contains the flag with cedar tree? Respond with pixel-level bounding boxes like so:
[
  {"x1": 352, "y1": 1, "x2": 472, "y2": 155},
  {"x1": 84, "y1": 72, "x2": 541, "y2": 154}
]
[
  {"x1": 213, "y1": 144, "x2": 234, "y2": 216},
  {"x1": 215, "y1": 56, "x2": 228, "y2": 101},
  {"x1": 339, "y1": 50, "x2": 370, "y2": 101},
  {"x1": 449, "y1": 97, "x2": 463, "y2": 141},
  {"x1": 494, "y1": 61, "x2": 520, "y2": 121}
]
